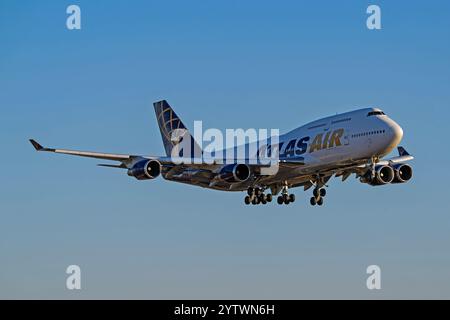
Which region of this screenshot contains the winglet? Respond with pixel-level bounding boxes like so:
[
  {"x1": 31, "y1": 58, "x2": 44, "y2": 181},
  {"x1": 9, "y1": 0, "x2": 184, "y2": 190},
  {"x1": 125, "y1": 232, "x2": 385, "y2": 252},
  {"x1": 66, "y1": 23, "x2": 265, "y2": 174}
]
[
  {"x1": 397, "y1": 146, "x2": 410, "y2": 156},
  {"x1": 29, "y1": 139, "x2": 44, "y2": 151}
]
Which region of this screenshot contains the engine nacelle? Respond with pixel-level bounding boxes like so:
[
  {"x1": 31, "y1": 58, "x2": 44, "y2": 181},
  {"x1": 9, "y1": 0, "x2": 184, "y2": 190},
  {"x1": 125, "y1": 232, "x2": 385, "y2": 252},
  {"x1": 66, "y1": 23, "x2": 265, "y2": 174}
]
[
  {"x1": 219, "y1": 164, "x2": 251, "y2": 183},
  {"x1": 127, "y1": 160, "x2": 161, "y2": 180},
  {"x1": 392, "y1": 163, "x2": 413, "y2": 183},
  {"x1": 360, "y1": 165, "x2": 395, "y2": 186}
]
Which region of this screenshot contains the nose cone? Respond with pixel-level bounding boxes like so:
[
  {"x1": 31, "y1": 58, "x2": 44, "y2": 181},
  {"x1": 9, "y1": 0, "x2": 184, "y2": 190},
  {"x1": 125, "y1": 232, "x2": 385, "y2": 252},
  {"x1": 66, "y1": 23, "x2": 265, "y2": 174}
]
[
  {"x1": 389, "y1": 121, "x2": 403, "y2": 145},
  {"x1": 381, "y1": 119, "x2": 403, "y2": 156},
  {"x1": 377, "y1": 117, "x2": 404, "y2": 156}
]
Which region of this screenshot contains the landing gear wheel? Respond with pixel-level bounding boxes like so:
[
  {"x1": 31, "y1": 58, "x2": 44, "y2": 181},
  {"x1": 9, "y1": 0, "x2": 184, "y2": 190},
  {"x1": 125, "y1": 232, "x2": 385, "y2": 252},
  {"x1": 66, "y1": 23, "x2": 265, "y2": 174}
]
[
  {"x1": 282, "y1": 194, "x2": 289, "y2": 205},
  {"x1": 261, "y1": 198, "x2": 267, "y2": 205},
  {"x1": 247, "y1": 187, "x2": 254, "y2": 196},
  {"x1": 310, "y1": 197, "x2": 317, "y2": 206},
  {"x1": 313, "y1": 188, "x2": 320, "y2": 198},
  {"x1": 252, "y1": 198, "x2": 258, "y2": 205},
  {"x1": 244, "y1": 196, "x2": 251, "y2": 205},
  {"x1": 289, "y1": 194, "x2": 295, "y2": 203},
  {"x1": 317, "y1": 197, "x2": 324, "y2": 206},
  {"x1": 266, "y1": 194, "x2": 273, "y2": 202},
  {"x1": 277, "y1": 196, "x2": 284, "y2": 205},
  {"x1": 320, "y1": 188, "x2": 326, "y2": 197}
]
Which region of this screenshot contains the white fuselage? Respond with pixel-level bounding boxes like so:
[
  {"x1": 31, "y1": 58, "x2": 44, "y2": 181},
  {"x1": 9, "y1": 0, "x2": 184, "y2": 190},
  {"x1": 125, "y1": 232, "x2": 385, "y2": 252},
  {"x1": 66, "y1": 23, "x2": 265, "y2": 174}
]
[
  {"x1": 278, "y1": 107, "x2": 403, "y2": 166},
  {"x1": 246, "y1": 107, "x2": 404, "y2": 187},
  {"x1": 165, "y1": 107, "x2": 404, "y2": 191}
]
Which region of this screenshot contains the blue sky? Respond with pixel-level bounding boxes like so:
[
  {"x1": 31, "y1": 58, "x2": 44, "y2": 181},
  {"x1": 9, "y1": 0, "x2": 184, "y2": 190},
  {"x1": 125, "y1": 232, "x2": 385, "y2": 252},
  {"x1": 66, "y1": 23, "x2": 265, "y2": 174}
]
[{"x1": 1, "y1": 0, "x2": 449, "y2": 299}]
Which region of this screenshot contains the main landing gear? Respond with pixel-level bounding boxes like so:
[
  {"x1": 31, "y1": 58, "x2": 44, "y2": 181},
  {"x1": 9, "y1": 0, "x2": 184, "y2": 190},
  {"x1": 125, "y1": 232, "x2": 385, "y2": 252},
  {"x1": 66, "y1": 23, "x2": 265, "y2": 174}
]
[
  {"x1": 244, "y1": 187, "x2": 273, "y2": 205},
  {"x1": 244, "y1": 184, "x2": 296, "y2": 206},
  {"x1": 276, "y1": 185, "x2": 295, "y2": 205},
  {"x1": 310, "y1": 187, "x2": 326, "y2": 206}
]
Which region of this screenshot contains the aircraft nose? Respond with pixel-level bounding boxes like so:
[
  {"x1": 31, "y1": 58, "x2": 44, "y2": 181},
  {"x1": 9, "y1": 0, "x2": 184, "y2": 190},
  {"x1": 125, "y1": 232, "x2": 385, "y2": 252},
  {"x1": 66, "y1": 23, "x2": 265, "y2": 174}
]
[{"x1": 388, "y1": 121, "x2": 403, "y2": 145}]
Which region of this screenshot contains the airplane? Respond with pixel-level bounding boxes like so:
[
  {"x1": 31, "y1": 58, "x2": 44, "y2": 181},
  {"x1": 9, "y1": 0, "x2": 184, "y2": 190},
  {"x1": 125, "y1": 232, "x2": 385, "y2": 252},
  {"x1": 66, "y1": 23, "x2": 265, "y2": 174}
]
[{"x1": 29, "y1": 100, "x2": 413, "y2": 206}]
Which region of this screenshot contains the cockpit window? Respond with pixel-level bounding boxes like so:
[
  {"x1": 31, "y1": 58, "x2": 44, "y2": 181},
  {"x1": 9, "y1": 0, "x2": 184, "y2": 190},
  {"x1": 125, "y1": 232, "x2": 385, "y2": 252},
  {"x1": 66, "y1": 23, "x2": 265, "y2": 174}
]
[{"x1": 367, "y1": 111, "x2": 385, "y2": 116}]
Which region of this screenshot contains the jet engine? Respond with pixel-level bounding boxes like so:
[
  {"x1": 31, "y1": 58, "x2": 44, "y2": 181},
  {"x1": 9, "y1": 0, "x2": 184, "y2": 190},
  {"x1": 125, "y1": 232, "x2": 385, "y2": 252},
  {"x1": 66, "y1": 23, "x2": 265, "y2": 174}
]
[
  {"x1": 360, "y1": 165, "x2": 395, "y2": 186},
  {"x1": 218, "y1": 164, "x2": 251, "y2": 183},
  {"x1": 127, "y1": 160, "x2": 161, "y2": 180},
  {"x1": 392, "y1": 163, "x2": 413, "y2": 183}
]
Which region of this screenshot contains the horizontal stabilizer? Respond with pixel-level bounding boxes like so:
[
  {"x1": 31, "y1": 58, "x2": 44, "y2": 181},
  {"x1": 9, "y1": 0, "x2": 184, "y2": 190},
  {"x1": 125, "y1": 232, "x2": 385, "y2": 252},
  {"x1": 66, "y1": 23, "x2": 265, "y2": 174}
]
[{"x1": 397, "y1": 146, "x2": 410, "y2": 156}]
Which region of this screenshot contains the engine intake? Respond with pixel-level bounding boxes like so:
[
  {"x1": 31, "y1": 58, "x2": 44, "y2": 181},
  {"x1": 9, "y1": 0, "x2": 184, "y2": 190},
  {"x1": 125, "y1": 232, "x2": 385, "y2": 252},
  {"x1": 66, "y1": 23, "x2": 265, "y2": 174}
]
[
  {"x1": 361, "y1": 165, "x2": 394, "y2": 186},
  {"x1": 127, "y1": 160, "x2": 161, "y2": 180},
  {"x1": 392, "y1": 163, "x2": 413, "y2": 183},
  {"x1": 219, "y1": 164, "x2": 251, "y2": 183}
]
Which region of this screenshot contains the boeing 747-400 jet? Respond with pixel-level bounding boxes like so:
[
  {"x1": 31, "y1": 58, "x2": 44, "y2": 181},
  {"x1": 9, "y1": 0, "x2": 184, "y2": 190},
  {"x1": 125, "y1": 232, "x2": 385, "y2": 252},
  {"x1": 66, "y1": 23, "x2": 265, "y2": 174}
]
[{"x1": 30, "y1": 100, "x2": 413, "y2": 206}]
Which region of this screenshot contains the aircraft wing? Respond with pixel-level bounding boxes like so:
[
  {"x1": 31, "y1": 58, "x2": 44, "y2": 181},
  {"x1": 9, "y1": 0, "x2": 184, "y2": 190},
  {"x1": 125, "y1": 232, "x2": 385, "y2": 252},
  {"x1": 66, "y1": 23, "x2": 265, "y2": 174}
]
[
  {"x1": 29, "y1": 139, "x2": 135, "y2": 161},
  {"x1": 29, "y1": 139, "x2": 275, "y2": 171},
  {"x1": 30, "y1": 138, "x2": 413, "y2": 187},
  {"x1": 334, "y1": 146, "x2": 414, "y2": 182},
  {"x1": 29, "y1": 139, "x2": 161, "y2": 170}
]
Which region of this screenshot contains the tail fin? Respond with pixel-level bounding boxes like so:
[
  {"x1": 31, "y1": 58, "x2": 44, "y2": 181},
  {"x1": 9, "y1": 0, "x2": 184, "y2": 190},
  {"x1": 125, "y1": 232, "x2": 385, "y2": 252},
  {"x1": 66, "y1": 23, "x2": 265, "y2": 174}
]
[{"x1": 153, "y1": 100, "x2": 202, "y2": 158}]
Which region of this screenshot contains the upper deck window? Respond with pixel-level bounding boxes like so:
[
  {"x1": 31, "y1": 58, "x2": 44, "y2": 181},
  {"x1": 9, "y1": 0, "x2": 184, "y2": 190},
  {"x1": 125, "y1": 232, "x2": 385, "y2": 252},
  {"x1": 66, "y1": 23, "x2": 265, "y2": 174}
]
[
  {"x1": 367, "y1": 111, "x2": 385, "y2": 117},
  {"x1": 307, "y1": 123, "x2": 326, "y2": 130},
  {"x1": 331, "y1": 117, "x2": 351, "y2": 124}
]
